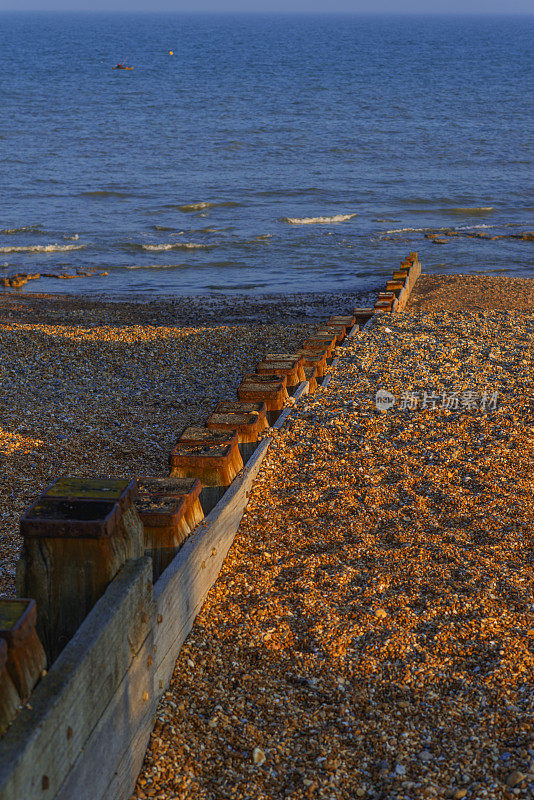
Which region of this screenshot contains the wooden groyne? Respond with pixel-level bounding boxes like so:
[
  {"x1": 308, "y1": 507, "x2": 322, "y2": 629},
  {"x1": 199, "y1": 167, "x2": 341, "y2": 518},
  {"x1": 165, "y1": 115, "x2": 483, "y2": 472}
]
[{"x1": 0, "y1": 253, "x2": 421, "y2": 800}]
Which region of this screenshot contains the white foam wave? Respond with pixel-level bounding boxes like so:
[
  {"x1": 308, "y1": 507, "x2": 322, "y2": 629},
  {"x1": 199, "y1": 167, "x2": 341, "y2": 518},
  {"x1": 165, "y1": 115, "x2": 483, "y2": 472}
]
[
  {"x1": 383, "y1": 223, "x2": 498, "y2": 234},
  {"x1": 0, "y1": 244, "x2": 85, "y2": 254},
  {"x1": 283, "y1": 213, "x2": 357, "y2": 225},
  {"x1": 457, "y1": 224, "x2": 495, "y2": 230},
  {"x1": 383, "y1": 227, "x2": 425, "y2": 234},
  {"x1": 141, "y1": 242, "x2": 211, "y2": 251}
]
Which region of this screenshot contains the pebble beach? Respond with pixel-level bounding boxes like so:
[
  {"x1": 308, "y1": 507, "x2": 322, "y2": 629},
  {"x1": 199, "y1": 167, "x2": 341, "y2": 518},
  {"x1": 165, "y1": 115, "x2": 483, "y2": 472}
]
[
  {"x1": 131, "y1": 275, "x2": 533, "y2": 800},
  {"x1": 1, "y1": 275, "x2": 533, "y2": 799},
  {"x1": 0, "y1": 288, "x2": 375, "y2": 597}
]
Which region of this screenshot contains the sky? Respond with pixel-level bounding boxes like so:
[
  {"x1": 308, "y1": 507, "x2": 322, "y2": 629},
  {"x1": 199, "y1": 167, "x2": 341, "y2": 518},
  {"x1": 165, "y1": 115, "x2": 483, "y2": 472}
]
[{"x1": 0, "y1": 0, "x2": 532, "y2": 11}]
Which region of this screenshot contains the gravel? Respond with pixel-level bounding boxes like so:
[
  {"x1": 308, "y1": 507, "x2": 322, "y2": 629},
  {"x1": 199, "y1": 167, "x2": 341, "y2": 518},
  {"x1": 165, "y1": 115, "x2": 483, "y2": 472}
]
[{"x1": 134, "y1": 278, "x2": 534, "y2": 800}]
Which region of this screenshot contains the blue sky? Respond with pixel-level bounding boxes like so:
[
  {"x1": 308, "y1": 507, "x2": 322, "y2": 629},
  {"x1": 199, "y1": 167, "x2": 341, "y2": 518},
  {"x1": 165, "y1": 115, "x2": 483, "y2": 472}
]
[{"x1": 0, "y1": 1, "x2": 532, "y2": 11}]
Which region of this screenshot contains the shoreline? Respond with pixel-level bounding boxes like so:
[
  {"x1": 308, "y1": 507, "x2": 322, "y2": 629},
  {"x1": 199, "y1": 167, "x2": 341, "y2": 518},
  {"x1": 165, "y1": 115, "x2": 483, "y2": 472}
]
[{"x1": 0, "y1": 288, "x2": 378, "y2": 327}]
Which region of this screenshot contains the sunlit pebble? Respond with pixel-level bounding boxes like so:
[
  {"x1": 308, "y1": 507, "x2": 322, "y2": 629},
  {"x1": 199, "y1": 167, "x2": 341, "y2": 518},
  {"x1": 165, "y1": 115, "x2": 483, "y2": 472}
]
[
  {"x1": 253, "y1": 746, "x2": 266, "y2": 766},
  {"x1": 134, "y1": 276, "x2": 534, "y2": 799}
]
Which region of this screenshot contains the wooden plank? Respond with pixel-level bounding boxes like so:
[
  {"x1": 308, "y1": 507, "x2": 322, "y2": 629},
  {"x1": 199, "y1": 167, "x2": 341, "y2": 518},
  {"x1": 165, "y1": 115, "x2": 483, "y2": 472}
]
[
  {"x1": 56, "y1": 630, "x2": 157, "y2": 800},
  {"x1": 0, "y1": 557, "x2": 153, "y2": 800}
]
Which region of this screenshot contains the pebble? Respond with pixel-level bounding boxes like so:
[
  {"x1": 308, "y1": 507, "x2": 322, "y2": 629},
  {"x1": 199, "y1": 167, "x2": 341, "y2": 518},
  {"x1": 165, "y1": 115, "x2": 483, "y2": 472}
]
[{"x1": 506, "y1": 771, "x2": 525, "y2": 788}]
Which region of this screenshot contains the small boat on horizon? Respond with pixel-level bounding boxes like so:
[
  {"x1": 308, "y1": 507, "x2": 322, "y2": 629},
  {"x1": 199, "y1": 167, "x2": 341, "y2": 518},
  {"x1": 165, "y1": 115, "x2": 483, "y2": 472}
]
[{"x1": 112, "y1": 58, "x2": 133, "y2": 70}]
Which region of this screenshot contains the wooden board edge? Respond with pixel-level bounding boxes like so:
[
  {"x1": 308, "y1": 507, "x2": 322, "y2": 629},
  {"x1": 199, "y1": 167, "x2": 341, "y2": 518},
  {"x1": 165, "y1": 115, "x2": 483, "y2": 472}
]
[{"x1": 0, "y1": 557, "x2": 153, "y2": 800}]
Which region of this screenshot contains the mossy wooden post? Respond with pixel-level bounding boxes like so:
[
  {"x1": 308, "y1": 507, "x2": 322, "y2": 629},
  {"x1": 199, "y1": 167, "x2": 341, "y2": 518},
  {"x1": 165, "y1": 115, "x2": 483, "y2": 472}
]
[
  {"x1": 136, "y1": 477, "x2": 204, "y2": 580},
  {"x1": 169, "y1": 429, "x2": 243, "y2": 514},
  {"x1": 0, "y1": 640, "x2": 21, "y2": 737},
  {"x1": 17, "y1": 478, "x2": 143, "y2": 663},
  {"x1": 237, "y1": 374, "x2": 288, "y2": 425},
  {"x1": 206, "y1": 400, "x2": 268, "y2": 463},
  {"x1": 0, "y1": 599, "x2": 46, "y2": 701}
]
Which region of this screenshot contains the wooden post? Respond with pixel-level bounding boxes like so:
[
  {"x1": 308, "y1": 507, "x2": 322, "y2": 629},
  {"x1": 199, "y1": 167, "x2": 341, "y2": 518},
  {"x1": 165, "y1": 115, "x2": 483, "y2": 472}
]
[
  {"x1": 293, "y1": 349, "x2": 328, "y2": 378},
  {"x1": 320, "y1": 325, "x2": 346, "y2": 344},
  {"x1": 302, "y1": 333, "x2": 337, "y2": 358},
  {"x1": 0, "y1": 640, "x2": 20, "y2": 737},
  {"x1": 376, "y1": 292, "x2": 397, "y2": 311},
  {"x1": 353, "y1": 307, "x2": 374, "y2": 326},
  {"x1": 0, "y1": 599, "x2": 46, "y2": 702},
  {"x1": 237, "y1": 374, "x2": 288, "y2": 424},
  {"x1": 386, "y1": 280, "x2": 405, "y2": 292},
  {"x1": 17, "y1": 478, "x2": 143, "y2": 663},
  {"x1": 328, "y1": 315, "x2": 357, "y2": 329},
  {"x1": 206, "y1": 401, "x2": 268, "y2": 463},
  {"x1": 169, "y1": 431, "x2": 243, "y2": 514},
  {"x1": 136, "y1": 477, "x2": 204, "y2": 580},
  {"x1": 256, "y1": 357, "x2": 305, "y2": 390},
  {"x1": 374, "y1": 298, "x2": 398, "y2": 313},
  {"x1": 304, "y1": 365, "x2": 318, "y2": 393}
]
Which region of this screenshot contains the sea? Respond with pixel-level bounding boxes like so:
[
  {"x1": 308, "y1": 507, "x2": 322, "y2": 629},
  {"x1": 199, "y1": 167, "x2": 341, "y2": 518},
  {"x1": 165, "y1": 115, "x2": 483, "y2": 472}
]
[{"x1": 0, "y1": 13, "x2": 532, "y2": 298}]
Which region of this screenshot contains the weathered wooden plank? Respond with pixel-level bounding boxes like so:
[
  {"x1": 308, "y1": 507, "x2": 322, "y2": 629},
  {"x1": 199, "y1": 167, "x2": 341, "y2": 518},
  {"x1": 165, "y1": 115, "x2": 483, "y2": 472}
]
[
  {"x1": 0, "y1": 557, "x2": 153, "y2": 800},
  {"x1": 56, "y1": 629, "x2": 157, "y2": 800}
]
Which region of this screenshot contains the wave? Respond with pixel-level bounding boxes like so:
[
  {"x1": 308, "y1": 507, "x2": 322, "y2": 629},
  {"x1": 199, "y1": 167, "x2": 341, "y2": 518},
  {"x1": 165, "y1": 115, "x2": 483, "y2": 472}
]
[
  {"x1": 383, "y1": 223, "x2": 499, "y2": 234},
  {"x1": 445, "y1": 207, "x2": 494, "y2": 214},
  {"x1": 443, "y1": 206, "x2": 495, "y2": 217},
  {"x1": 126, "y1": 264, "x2": 176, "y2": 270},
  {"x1": 174, "y1": 201, "x2": 241, "y2": 213},
  {"x1": 0, "y1": 244, "x2": 86, "y2": 254},
  {"x1": 141, "y1": 242, "x2": 213, "y2": 252},
  {"x1": 383, "y1": 227, "x2": 426, "y2": 233},
  {"x1": 408, "y1": 206, "x2": 495, "y2": 215},
  {"x1": 283, "y1": 213, "x2": 357, "y2": 225},
  {"x1": 0, "y1": 224, "x2": 43, "y2": 235}
]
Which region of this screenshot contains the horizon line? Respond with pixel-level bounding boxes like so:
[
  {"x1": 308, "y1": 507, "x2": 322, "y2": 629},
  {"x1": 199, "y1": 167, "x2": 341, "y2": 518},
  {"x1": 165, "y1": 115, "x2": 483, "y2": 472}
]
[{"x1": 0, "y1": 8, "x2": 533, "y2": 13}]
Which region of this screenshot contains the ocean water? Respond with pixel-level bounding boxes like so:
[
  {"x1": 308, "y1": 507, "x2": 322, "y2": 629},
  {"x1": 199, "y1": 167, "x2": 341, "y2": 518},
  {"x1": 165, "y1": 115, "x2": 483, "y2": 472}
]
[{"x1": 0, "y1": 13, "x2": 532, "y2": 297}]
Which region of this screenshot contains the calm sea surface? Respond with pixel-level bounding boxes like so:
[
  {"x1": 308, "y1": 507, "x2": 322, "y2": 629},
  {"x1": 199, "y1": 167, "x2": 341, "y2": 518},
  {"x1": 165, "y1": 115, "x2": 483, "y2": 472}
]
[{"x1": 0, "y1": 13, "x2": 532, "y2": 297}]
